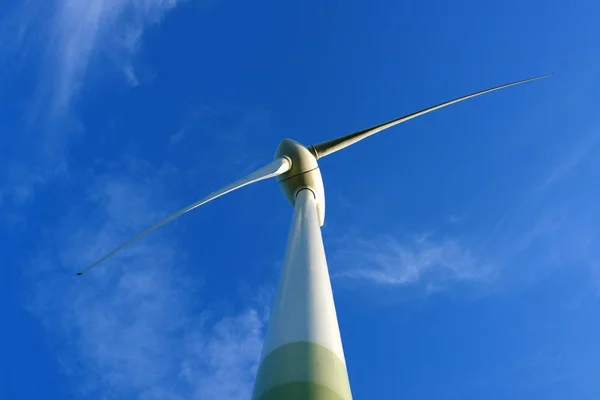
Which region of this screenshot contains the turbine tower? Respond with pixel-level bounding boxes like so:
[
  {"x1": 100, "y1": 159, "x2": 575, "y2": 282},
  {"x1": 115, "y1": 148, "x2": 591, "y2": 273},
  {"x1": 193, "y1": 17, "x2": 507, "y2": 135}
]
[{"x1": 78, "y1": 74, "x2": 551, "y2": 399}]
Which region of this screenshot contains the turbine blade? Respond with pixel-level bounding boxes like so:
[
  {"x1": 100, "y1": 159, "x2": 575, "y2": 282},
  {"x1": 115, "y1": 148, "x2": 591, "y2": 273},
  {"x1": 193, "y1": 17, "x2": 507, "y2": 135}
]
[
  {"x1": 77, "y1": 157, "x2": 291, "y2": 276},
  {"x1": 310, "y1": 73, "x2": 553, "y2": 159}
]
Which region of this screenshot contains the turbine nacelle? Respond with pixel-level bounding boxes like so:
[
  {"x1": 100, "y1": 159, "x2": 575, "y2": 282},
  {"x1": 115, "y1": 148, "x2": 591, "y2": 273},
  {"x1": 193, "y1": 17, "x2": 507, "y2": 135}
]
[{"x1": 274, "y1": 138, "x2": 326, "y2": 226}]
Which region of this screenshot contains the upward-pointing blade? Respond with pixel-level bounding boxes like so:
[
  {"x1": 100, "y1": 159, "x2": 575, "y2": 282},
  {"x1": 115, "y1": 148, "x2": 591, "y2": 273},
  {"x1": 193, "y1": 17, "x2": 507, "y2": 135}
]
[
  {"x1": 309, "y1": 74, "x2": 553, "y2": 159},
  {"x1": 77, "y1": 157, "x2": 292, "y2": 276}
]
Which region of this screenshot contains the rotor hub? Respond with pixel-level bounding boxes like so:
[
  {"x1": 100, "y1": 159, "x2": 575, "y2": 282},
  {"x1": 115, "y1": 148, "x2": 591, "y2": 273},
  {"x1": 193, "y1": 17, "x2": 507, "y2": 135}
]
[{"x1": 274, "y1": 139, "x2": 326, "y2": 225}]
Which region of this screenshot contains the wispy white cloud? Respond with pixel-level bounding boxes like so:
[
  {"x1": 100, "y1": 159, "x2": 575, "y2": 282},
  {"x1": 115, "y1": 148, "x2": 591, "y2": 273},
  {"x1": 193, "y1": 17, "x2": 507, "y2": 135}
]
[
  {"x1": 0, "y1": 0, "x2": 192, "y2": 223},
  {"x1": 0, "y1": 0, "x2": 183, "y2": 208},
  {"x1": 332, "y1": 233, "x2": 494, "y2": 287},
  {"x1": 2, "y1": 0, "x2": 181, "y2": 116},
  {"x1": 508, "y1": 203, "x2": 600, "y2": 286},
  {"x1": 5, "y1": 3, "x2": 268, "y2": 397},
  {"x1": 331, "y1": 128, "x2": 600, "y2": 297},
  {"x1": 182, "y1": 310, "x2": 264, "y2": 400},
  {"x1": 539, "y1": 132, "x2": 599, "y2": 191},
  {"x1": 25, "y1": 160, "x2": 264, "y2": 399},
  {"x1": 491, "y1": 133, "x2": 600, "y2": 288},
  {"x1": 331, "y1": 206, "x2": 599, "y2": 297},
  {"x1": 45, "y1": 0, "x2": 180, "y2": 113}
]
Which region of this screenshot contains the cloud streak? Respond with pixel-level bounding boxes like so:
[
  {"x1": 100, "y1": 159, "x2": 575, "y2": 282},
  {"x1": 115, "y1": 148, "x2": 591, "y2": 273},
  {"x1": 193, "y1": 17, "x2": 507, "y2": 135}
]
[
  {"x1": 1, "y1": 0, "x2": 179, "y2": 116},
  {"x1": 332, "y1": 233, "x2": 494, "y2": 289},
  {"x1": 329, "y1": 128, "x2": 600, "y2": 297},
  {"x1": 539, "y1": 131, "x2": 599, "y2": 191},
  {"x1": 0, "y1": 0, "x2": 182, "y2": 208},
  {"x1": 46, "y1": 0, "x2": 179, "y2": 113}
]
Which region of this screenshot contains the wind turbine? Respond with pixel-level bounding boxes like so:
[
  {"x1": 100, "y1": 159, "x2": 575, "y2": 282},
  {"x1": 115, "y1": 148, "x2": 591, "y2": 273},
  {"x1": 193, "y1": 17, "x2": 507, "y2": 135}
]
[{"x1": 78, "y1": 74, "x2": 551, "y2": 400}]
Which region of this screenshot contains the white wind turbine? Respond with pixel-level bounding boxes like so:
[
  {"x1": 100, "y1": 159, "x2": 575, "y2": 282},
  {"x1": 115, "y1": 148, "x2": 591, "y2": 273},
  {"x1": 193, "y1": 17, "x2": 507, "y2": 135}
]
[{"x1": 78, "y1": 74, "x2": 551, "y2": 400}]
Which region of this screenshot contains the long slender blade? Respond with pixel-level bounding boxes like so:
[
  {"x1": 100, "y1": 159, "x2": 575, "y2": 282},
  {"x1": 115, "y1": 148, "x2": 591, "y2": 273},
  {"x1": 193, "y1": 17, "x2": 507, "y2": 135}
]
[
  {"x1": 310, "y1": 74, "x2": 553, "y2": 159},
  {"x1": 77, "y1": 157, "x2": 291, "y2": 276}
]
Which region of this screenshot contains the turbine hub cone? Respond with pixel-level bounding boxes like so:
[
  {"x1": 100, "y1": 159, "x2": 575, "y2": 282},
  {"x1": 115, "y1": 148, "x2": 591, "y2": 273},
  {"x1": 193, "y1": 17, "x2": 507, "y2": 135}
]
[{"x1": 274, "y1": 138, "x2": 326, "y2": 225}]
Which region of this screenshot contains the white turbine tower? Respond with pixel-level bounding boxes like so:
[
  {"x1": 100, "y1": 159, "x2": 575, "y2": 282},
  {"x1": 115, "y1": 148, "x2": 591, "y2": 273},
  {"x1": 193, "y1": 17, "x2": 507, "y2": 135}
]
[{"x1": 78, "y1": 74, "x2": 551, "y2": 400}]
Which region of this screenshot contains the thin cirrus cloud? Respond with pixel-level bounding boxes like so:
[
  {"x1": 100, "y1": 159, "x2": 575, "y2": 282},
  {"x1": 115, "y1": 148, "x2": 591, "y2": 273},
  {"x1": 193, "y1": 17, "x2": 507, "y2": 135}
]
[
  {"x1": 6, "y1": 0, "x2": 181, "y2": 115},
  {"x1": 330, "y1": 132, "x2": 600, "y2": 295},
  {"x1": 48, "y1": 0, "x2": 179, "y2": 113},
  {"x1": 10, "y1": 2, "x2": 268, "y2": 397},
  {"x1": 538, "y1": 132, "x2": 599, "y2": 192},
  {"x1": 26, "y1": 161, "x2": 264, "y2": 400},
  {"x1": 332, "y1": 233, "x2": 494, "y2": 288},
  {"x1": 0, "y1": 0, "x2": 182, "y2": 206}
]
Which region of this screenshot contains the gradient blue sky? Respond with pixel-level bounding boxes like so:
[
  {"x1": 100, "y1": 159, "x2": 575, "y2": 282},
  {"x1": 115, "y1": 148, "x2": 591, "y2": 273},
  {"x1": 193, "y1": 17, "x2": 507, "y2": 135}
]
[{"x1": 2, "y1": 1, "x2": 599, "y2": 399}]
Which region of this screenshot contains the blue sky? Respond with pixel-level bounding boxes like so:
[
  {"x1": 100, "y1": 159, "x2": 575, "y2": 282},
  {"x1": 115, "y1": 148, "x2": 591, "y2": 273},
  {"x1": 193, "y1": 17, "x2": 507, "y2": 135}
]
[{"x1": 1, "y1": 0, "x2": 599, "y2": 399}]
